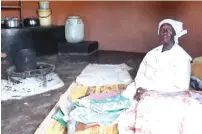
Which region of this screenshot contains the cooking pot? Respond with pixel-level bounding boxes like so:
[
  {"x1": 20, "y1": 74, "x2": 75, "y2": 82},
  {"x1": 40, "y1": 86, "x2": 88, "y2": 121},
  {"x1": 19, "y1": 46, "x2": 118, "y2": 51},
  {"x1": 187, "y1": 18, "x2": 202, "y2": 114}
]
[
  {"x1": 4, "y1": 17, "x2": 21, "y2": 28},
  {"x1": 23, "y1": 18, "x2": 40, "y2": 27},
  {"x1": 1, "y1": 19, "x2": 5, "y2": 28},
  {"x1": 14, "y1": 49, "x2": 37, "y2": 72}
]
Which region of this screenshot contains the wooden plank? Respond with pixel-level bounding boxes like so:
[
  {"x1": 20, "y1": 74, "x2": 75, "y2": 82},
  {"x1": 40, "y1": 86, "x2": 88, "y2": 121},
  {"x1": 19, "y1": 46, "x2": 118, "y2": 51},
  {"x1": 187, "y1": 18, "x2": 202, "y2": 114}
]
[{"x1": 1, "y1": 6, "x2": 21, "y2": 9}]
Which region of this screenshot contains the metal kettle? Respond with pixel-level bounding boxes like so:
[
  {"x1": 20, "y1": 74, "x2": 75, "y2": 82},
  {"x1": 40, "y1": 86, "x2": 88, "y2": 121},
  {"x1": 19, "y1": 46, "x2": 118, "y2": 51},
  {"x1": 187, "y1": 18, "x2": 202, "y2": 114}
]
[{"x1": 4, "y1": 17, "x2": 21, "y2": 28}]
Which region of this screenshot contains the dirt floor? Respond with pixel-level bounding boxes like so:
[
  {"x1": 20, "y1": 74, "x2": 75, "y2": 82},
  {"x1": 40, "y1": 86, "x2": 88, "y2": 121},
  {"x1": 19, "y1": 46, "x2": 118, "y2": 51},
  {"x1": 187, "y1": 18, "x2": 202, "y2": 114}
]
[{"x1": 1, "y1": 51, "x2": 145, "y2": 134}]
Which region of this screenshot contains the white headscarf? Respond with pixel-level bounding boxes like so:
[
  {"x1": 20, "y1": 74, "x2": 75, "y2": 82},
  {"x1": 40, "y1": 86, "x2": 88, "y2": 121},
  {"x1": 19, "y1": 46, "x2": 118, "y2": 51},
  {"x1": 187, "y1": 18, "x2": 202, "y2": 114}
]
[{"x1": 158, "y1": 19, "x2": 187, "y2": 44}]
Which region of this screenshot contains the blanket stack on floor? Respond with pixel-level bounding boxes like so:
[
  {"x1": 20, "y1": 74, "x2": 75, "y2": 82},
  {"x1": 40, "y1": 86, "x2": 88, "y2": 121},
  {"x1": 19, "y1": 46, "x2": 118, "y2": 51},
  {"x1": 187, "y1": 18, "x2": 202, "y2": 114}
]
[
  {"x1": 64, "y1": 85, "x2": 129, "y2": 134},
  {"x1": 34, "y1": 83, "x2": 128, "y2": 134},
  {"x1": 63, "y1": 64, "x2": 132, "y2": 134},
  {"x1": 35, "y1": 63, "x2": 132, "y2": 134}
]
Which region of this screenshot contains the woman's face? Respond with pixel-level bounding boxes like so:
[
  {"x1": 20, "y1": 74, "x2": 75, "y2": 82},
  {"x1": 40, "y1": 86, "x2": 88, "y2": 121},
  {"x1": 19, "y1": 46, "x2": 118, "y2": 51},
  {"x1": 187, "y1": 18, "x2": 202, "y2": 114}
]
[{"x1": 159, "y1": 23, "x2": 176, "y2": 45}]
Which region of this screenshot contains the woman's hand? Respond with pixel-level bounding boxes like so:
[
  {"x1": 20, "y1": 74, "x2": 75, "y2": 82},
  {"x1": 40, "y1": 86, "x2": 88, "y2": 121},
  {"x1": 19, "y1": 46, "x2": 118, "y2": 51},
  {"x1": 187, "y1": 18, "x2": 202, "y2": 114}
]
[{"x1": 134, "y1": 87, "x2": 146, "y2": 101}]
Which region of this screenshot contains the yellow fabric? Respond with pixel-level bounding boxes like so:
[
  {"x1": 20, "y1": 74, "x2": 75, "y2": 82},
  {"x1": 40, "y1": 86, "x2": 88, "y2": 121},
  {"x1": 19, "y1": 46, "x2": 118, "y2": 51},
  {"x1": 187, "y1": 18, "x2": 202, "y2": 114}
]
[
  {"x1": 46, "y1": 120, "x2": 66, "y2": 134},
  {"x1": 34, "y1": 120, "x2": 66, "y2": 134},
  {"x1": 69, "y1": 85, "x2": 88, "y2": 102},
  {"x1": 69, "y1": 84, "x2": 128, "y2": 102},
  {"x1": 75, "y1": 124, "x2": 118, "y2": 134},
  {"x1": 86, "y1": 84, "x2": 128, "y2": 95}
]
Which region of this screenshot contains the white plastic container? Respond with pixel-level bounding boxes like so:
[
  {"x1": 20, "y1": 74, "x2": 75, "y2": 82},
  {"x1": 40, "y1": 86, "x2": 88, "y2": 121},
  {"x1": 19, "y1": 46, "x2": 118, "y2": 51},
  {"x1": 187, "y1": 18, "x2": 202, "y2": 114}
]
[
  {"x1": 39, "y1": 1, "x2": 50, "y2": 9},
  {"x1": 38, "y1": 9, "x2": 51, "y2": 26},
  {"x1": 65, "y1": 16, "x2": 84, "y2": 43}
]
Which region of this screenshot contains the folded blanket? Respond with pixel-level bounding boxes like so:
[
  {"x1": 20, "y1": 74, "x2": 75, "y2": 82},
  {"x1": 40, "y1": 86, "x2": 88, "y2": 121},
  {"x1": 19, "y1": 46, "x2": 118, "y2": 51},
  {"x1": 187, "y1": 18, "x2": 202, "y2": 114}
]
[
  {"x1": 82, "y1": 90, "x2": 124, "y2": 101},
  {"x1": 64, "y1": 94, "x2": 131, "y2": 134},
  {"x1": 70, "y1": 95, "x2": 132, "y2": 125}
]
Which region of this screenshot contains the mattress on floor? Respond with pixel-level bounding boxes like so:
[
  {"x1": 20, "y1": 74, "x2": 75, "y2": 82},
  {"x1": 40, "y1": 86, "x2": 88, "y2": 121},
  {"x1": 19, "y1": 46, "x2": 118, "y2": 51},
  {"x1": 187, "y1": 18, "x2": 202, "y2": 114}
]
[
  {"x1": 34, "y1": 82, "x2": 128, "y2": 134},
  {"x1": 75, "y1": 124, "x2": 118, "y2": 134}
]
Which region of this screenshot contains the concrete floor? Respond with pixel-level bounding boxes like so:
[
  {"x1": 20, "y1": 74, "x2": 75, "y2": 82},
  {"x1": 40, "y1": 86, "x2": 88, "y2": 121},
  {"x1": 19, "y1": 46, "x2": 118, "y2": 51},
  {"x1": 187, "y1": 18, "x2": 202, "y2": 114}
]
[{"x1": 1, "y1": 51, "x2": 145, "y2": 134}]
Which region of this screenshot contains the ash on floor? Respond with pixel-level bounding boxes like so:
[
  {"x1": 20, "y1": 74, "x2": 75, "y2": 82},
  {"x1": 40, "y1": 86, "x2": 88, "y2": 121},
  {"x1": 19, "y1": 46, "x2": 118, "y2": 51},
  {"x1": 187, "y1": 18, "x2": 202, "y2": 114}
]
[{"x1": 1, "y1": 72, "x2": 64, "y2": 101}]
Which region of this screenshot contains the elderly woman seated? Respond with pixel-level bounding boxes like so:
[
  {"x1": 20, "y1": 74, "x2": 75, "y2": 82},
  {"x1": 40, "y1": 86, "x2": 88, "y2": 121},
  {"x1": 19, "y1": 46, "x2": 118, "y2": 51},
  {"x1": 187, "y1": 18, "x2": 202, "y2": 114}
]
[
  {"x1": 123, "y1": 19, "x2": 192, "y2": 100},
  {"x1": 118, "y1": 19, "x2": 202, "y2": 134}
]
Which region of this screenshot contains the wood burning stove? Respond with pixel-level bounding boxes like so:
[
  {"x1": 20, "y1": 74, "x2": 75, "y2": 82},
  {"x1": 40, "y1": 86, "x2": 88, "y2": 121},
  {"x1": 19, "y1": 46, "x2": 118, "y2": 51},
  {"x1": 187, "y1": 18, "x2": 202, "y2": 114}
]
[{"x1": 7, "y1": 62, "x2": 55, "y2": 87}]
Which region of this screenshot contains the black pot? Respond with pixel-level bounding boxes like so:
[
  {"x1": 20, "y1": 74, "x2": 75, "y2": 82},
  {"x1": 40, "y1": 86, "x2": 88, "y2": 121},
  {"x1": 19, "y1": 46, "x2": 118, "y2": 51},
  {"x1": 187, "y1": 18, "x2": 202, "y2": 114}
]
[
  {"x1": 23, "y1": 18, "x2": 40, "y2": 27},
  {"x1": 1, "y1": 19, "x2": 5, "y2": 28},
  {"x1": 14, "y1": 49, "x2": 37, "y2": 72}
]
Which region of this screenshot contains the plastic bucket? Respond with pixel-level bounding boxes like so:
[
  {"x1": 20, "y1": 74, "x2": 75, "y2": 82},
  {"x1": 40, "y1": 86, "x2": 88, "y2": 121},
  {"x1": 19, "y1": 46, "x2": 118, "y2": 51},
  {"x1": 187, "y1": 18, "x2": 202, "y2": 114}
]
[
  {"x1": 39, "y1": 1, "x2": 50, "y2": 9},
  {"x1": 38, "y1": 9, "x2": 52, "y2": 26}
]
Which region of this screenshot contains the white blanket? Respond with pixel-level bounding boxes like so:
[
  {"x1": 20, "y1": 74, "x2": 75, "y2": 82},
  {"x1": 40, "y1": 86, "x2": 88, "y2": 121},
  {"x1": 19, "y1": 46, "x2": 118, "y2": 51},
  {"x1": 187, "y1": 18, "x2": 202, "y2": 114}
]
[
  {"x1": 118, "y1": 90, "x2": 202, "y2": 134},
  {"x1": 76, "y1": 63, "x2": 133, "y2": 86}
]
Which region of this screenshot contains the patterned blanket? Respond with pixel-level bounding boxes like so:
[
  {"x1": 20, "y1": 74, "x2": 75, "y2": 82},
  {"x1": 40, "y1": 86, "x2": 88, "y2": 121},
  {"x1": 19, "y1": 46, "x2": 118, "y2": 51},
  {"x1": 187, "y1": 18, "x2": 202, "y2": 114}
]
[
  {"x1": 118, "y1": 90, "x2": 202, "y2": 134},
  {"x1": 35, "y1": 83, "x2": 128, "y2": 134}
]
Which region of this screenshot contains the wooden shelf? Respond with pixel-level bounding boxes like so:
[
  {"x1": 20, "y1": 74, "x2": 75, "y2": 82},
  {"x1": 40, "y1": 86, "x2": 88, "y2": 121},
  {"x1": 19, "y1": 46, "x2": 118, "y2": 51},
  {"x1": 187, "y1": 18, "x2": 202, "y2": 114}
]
[
  {"x1": 1, "y1": 5, "x2": 21, "y2": 9},
  {"x1": 1, "y1": 1, "x2": 23, "y2": 21}
]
